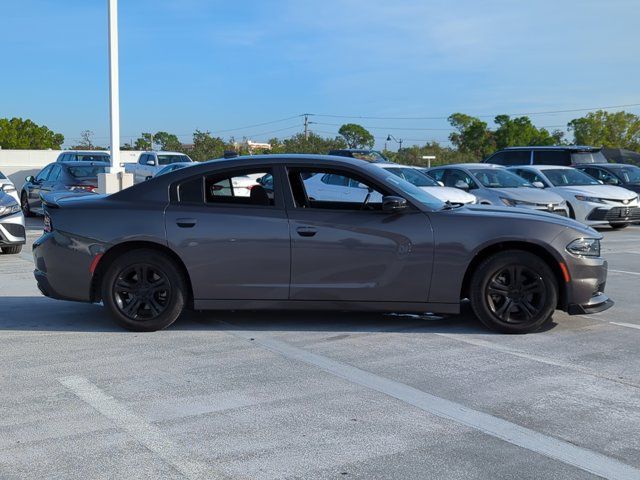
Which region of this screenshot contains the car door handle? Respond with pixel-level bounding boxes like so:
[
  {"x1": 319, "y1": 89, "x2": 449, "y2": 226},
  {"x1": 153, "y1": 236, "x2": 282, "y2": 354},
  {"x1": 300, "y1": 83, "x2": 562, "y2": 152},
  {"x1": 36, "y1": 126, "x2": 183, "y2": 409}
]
[
  {"x1": 176, "y1": 218, "x2": 197, "y2": 228},
  {"x1": 296, "y1": 227, "x2": 317, "y2": 237}
]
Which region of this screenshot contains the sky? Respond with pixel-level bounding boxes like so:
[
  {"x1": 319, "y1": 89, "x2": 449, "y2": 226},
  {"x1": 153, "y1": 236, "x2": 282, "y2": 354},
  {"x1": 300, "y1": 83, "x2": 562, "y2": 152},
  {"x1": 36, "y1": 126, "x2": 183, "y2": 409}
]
[{"x1": 2, "y1": 0, "x2": 640, "y2": 149}]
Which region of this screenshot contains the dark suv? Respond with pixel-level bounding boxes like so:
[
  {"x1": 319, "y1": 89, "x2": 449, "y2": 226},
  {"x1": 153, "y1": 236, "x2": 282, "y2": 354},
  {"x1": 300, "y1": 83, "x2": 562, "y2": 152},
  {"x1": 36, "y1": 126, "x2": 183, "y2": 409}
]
[{"x1": 484, "y1": 146, "x2": 608, "y2": 167}]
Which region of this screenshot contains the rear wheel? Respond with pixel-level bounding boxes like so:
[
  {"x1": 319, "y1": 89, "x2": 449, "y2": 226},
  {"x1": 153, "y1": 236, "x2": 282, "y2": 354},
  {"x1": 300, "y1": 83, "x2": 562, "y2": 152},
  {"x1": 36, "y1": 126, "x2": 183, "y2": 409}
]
[
  {"x1": 1, "y1": 245, "x2": 22, "y2": 254},
  {"x1": 470, "y1": 250, "x2": 558, "y2": 334},
  {"x1": 101, "y1": 249, "x2": 186, "y2": 331},
  {"x1": 21, "y1": 192, "x2": 33, "y2": 217}
]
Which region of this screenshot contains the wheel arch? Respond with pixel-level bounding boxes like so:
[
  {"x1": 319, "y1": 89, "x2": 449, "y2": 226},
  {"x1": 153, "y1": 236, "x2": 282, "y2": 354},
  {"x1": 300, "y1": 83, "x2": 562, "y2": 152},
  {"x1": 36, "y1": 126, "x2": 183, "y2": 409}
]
[
  {"x1": 90, "y1": 240, "x2": 194, "y2": 307},
  {"x1": 460, "y1": 241, "x2": 567, "y2": 309}
]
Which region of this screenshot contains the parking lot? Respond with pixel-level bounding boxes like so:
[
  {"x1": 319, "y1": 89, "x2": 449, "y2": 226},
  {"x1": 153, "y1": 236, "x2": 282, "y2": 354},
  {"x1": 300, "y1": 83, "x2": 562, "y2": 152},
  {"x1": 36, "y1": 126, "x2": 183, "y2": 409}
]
[{"x1": 1, "y1": 218, "x2": 639, "y2": 479}]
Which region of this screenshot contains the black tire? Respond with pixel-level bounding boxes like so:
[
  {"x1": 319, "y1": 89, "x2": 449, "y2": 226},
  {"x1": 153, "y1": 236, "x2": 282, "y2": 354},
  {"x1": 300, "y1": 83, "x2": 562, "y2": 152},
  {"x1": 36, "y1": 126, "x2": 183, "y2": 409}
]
[
  {"x1": 470, "y1": 250, "x2": 558, "y2": 334},
  {"x1": 101, "y1": 249, "x2": 186, "y2": 331},
  {"x1": 610, "y1": 223, "x2": 629, "y2": 229},
  {"x1": 1, "y1": 245, "x2": 22, "y2": 254},
  {"x1": 21, "y1": 192, "x2": 33, "y2": 217}
]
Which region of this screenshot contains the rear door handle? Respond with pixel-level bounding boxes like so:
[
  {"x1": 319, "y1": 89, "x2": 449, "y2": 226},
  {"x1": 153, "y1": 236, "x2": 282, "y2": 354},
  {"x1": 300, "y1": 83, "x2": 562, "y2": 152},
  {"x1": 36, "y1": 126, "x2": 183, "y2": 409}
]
[
  {"x1": 176, "y1": 218, "x2": 197, "y2": 228},
  {"x1": 296, "y1": 226, "x2": 317, "y2": 237}
]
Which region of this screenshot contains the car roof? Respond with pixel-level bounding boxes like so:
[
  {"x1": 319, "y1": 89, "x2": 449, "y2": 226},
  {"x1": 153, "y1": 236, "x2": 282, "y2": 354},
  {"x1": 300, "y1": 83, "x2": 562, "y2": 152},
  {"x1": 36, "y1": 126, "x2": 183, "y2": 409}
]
[
  {"x1": 61, "y1": 150, "x2": 110, "y2": 155},
  {"x1": 508, "y1": 165, "x2": 576, "y2": 170},
  {"x1": 60, "y1": 161, "x2": 111, "y2": 167},
  {"x1": 143, "y1": 151, "x2": 189, "y2": 156},
  {"x1": 576, "y1": 163, "x2": 633, "y2": 169},
  {"x1": 500, "y1": 145, "x2": 600, "y2": 152},
  {"x1": 432, "y1": 163, "x2": 505, "y2": 169}
]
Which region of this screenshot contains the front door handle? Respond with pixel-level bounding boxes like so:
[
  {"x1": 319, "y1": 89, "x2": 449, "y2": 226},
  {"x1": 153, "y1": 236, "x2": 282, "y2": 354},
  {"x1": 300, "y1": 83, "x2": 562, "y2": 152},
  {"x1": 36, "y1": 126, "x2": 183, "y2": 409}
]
[
  {"x1": 176, "y1": 218, "x2": 197, "y2": 228},
  {"x1": 296, "y1": 226, "x2": 317, "y2": 237}
]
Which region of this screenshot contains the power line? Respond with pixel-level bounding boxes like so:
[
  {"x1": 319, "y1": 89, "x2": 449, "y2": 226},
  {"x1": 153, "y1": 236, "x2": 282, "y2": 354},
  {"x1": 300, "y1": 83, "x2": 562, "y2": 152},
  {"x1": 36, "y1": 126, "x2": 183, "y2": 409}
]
[{"x1": 308, "y1": 102, "x2": 640, "y2": 121}]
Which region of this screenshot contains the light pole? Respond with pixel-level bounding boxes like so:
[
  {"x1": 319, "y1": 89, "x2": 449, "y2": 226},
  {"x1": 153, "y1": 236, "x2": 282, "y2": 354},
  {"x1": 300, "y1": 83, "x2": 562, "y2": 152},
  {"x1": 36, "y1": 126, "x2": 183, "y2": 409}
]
[
  {"x1": 386, "y1": 134, "x2": 403, "y2": 151},
  {"x1": 108, "y1": 0, "x2": 121, "y2": 174}
]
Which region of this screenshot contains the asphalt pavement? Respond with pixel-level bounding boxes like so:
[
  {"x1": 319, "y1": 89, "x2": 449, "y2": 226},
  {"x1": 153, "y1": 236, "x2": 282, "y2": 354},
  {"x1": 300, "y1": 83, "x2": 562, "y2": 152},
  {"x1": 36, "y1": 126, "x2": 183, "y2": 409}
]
[{"x1": 1, "y1": 218, "x2": 639, "y2": 479}]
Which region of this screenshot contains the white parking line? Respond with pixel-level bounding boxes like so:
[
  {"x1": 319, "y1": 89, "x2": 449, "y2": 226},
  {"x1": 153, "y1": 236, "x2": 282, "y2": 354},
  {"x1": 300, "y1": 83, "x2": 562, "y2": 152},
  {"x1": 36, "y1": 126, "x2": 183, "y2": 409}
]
[
  {"x1": 59, "y1": 375, "x2": 229, "y2": 480},
  {"x1": 225, "y1": 327, "x2": 640, "y2": 480},
  {"x1": 609, "y1": 269, "x2": 640, "y2": 276},
  {"x1": 610, "y1": 322, "x2": 640, "y2": 331}
]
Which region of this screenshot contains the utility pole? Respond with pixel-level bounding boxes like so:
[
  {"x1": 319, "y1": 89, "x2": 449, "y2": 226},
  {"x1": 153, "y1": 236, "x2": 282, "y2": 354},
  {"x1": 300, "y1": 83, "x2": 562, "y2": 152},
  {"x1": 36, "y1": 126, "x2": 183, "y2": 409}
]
[
  {"x1": 303, "y1": 114, "x2": 309, "y2": 140},
  {"x1": 107, "y1": 0, "x2": 121, "y2": 173}
]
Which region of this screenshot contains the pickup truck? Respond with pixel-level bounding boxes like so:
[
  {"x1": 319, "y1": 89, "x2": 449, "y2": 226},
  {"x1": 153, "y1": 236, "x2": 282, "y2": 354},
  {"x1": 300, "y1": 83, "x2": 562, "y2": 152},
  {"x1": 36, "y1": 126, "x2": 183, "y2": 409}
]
[{"x1": 124, "y1": 151, "x2": 194, "y2": 183}]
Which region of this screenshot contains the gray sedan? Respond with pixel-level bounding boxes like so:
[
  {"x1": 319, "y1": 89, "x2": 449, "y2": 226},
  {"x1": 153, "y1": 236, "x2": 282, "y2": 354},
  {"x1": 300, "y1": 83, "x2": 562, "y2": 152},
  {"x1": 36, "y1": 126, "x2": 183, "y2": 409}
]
[
  {"x1": 34, "y1": 155, "x2": 611, "y2": 333},
  {"x1": 426, "y1": 163, "x2": 569, "y2": 216}
]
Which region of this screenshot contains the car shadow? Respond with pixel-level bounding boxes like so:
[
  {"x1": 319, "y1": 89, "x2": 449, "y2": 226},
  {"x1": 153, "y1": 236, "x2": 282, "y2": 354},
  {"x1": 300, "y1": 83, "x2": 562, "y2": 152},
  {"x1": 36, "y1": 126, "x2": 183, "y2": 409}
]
[{"x1": 0, "y1": 296, "x2": 559, "y2": 335}]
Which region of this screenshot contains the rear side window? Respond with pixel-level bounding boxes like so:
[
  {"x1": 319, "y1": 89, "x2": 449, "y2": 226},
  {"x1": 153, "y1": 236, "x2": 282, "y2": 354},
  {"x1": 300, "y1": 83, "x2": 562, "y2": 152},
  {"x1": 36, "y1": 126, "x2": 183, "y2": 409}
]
[
  {"x1": 178, "y1": 168, "x2": 274, "y2": 206},
  {"x1": 488, "y1": 150, "x2": 531, "y2": 166},
  {"x1": 157, "y1": 154, "x2": 189, "y2": 166},
  {"x1": 533, "y1": 150, "x2": 570, "y2": 166}
]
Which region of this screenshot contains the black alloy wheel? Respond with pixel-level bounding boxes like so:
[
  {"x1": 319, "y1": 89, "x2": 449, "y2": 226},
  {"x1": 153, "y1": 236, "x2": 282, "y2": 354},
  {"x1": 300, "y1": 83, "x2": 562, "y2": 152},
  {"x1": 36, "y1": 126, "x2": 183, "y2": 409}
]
[
  {"x1": 21, "y1": 192, "x2": 33, "y2": 217},
  {"x1": 470, "y1": 250, "x2": 558, "y2": 333},
  {"x1": 485, "y1": 265, "x2": 546, "y2": 324},
  {"x1": 102, "y1": 249, "x2": 186, "y2": 331},
  {"x1": 113, "y1": 263, "x2": 172, "y2": 320}
]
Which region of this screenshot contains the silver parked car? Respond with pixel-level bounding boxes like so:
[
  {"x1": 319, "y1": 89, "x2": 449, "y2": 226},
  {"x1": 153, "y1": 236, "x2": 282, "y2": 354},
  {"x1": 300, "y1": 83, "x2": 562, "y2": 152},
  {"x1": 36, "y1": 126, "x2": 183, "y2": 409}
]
[
  {"x1": 426, "y1": 164, "x2": 569, "y2": 216},
  {"x1": 0, "y1": 192, "x2": 26, "y2": 254},
  {"x1": 34, "y1": 155, "x2": 612, "y2": 334}
]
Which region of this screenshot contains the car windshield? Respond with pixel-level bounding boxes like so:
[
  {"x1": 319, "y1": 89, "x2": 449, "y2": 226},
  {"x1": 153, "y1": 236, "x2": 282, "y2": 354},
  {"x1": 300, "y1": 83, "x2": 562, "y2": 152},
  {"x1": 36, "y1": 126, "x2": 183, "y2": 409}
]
[
  {"x1": 381, "y1": 174, "x2": 444, "y2": 210},
  {"x1": 571, "y1": 151, "x2": 607, "y2": 164},
  {"x1": 383, "y1": 167, "x2": 438, "y2": 187},
  {"x1": 542, "y1": 168, "x2": 600, "y2": 186},
  {"x1": 67, "y1": 165, "x2": 108, "y2": 178},
  {"x1": 157, "y1": 155, "x2": 190, "y2": 165},
  {"x1": 612, "y1": 165, "x2": 640, "y2": 184},
  {"x1": 75, "y1": 153, "x2": 110, "y2": 162},
  {"x1": 471, "y1": 168, "x2": 532, "y2": 188},
  {"x1": 158, "y1": 164, "x2": 188, "y2": 175}
]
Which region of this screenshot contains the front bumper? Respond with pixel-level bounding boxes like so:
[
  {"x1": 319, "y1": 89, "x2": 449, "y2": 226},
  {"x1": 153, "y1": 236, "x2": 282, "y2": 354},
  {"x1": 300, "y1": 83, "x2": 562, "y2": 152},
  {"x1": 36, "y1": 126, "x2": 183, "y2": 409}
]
[
  {"x1": 567, "y1": 294, "x2": 614, "y2": 315},
  {"x1": 586, "y1": 206, "x2": 640, "y2": 224},
  {"x1": 0, "y1": 218, "x2": 26, "y2": 247},
  {"x1": 564, "y1": 254, "x2": 613, "y2": 316}
]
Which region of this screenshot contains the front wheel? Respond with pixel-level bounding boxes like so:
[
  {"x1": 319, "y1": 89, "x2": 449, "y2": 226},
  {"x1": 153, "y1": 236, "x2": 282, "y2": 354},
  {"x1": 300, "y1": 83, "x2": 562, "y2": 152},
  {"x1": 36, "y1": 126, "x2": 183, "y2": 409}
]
[
  {"x1": 470, "y1": 250, "x2": 558, "y2": 334},
  {"x1": 101, "y1": 249, "x2": 186, "y2": 331},
  {"x1": 21, "y1": 192, "x2": 33, "y2": 217}
]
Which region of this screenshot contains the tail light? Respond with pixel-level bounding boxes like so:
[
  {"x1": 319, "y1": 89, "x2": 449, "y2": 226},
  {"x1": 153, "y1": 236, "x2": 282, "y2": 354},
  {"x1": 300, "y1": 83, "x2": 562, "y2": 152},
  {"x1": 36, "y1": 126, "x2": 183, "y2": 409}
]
[
  {"x1": 43, "y1": 212, "x2": 53, "y2": 233},
  {"x1": 67, "y1": 185, "x2": 97, "y2": 192}
]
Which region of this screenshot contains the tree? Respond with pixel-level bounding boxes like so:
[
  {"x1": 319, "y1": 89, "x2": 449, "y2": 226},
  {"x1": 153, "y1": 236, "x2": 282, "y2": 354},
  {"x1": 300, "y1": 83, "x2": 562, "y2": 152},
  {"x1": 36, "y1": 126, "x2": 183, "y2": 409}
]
[
  {"x1": 153, "y1": 131, "x2": 182, "y2": 151},
  {"x1": 186, "y1": 130, "x2": 226, "y2": 161},
  {"x1": 76, "y1": 130, "x2": 95, "y2": 149},
  {"x1": 134, "y1": 133, "x2": 154, "y2": 151},
  {"x1": 391, "y1": 141, "x2": 476, "y2": 166},
  {"x1": 0, "y1": 117, "x2": 64, "y2": 149},
  {"x1": 270, "y1": 132, "x2": 347, "y2": 154},
  {"x1": 338, "y1": 123, "x2": 374, "y2": 149},
  {"x1": 568, "y1": 110, "x2": 640, "y2": 150},
  {"x1": 493, "y1": 115, "x2": 564, "y2": 150},
  {"x1": 448, "y1": 113, "x2": 494, "y2": 158}
]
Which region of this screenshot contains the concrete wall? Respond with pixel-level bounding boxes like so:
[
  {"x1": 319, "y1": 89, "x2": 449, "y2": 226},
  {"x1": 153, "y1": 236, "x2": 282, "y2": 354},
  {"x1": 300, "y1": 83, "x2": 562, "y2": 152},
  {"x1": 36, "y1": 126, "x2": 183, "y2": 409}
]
[{"x1": 0, "y1": 150, "x2": 143, "y2": 187}]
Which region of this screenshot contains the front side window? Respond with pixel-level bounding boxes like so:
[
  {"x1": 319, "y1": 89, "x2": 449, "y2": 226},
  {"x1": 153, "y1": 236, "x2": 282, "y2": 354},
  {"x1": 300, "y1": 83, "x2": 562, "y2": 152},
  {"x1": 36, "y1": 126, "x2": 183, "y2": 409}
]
[
  {"x1": 612, "y1": 165, "x2": 640, "y2": 185},
  {"x1": 513, "y1": 169, "x2": 545, "y2": 185},
  {"x1": 444, "y1": 169, "x2": 478, "y2": 189},
  {"x1": 48, "y1": 165, "x2": 62, "y2": 181},
  {"x1": 36, "y1": 165, "x2": 53, "y2": 182},
  {"x1": 582, "y1": 167, "x2": 620, "y2": 185},
  {"x1": 471, "y1": 168, "x2": 532, "y2": 188},
  {"x1": 541, "y1": 168, "x2": 600, "y2": 187},
  {"x1": 138, "y1": 154, "x2": 149, "y2": 165},
  {"x1": 426, "y1": 169, "x2": 445, "y2": 183}
]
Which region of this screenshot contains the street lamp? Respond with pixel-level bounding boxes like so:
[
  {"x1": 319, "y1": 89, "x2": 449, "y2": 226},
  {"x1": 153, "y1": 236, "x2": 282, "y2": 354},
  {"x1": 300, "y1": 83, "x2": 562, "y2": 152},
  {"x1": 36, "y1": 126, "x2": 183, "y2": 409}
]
[{"x1": 386, "y1": 134, "x2": 403, "y2": 151}]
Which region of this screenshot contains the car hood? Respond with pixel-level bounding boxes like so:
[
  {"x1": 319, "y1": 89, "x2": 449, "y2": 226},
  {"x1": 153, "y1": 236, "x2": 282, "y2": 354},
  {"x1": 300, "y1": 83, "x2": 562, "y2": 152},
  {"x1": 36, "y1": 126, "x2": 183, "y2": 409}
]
[
  {"x1": 554, "y1": 184, "x2": 639, "y2": 200},
  {"x1": 420, "y1": 186, "x2": 475, "y2": 204},
  {"x1": 461, "y1": 204, "x2": 598, "y2": 236},
  {"x1": 488, "y1": 187, "x2": 564, "y2": 204}
]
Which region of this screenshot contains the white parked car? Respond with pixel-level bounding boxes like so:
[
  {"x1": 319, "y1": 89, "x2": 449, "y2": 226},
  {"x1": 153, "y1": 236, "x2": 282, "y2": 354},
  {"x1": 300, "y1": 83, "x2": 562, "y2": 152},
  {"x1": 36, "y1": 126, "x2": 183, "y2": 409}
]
[
  {"x1": 0, "y1": 171, "x2": 20, "y2": 203},
  {"x1": 125, "y1": 151, "x2": 194, "y2": 183},
  {"x1": 304, "y1": 164, "x2": 476, "y2": 205},
  {"x1": 509, "y1": 165, "x2": 640, "y2": 228}
]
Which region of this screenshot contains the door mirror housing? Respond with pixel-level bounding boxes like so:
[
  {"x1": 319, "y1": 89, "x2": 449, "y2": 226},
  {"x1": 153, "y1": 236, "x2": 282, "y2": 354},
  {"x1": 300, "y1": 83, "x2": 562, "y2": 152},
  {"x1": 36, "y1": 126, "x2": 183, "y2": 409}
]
[
  {"x1": 454, "y1": 180, "x2": 469, "y2": 190},
  {"x1": 25, "y1": 175, "x2": 35, "y2": 183},
  {"x1": 146, "y1": 159, "x2": 156, "y2": 166},
  {"x1": 382, "y1": 196, "x2": 407, "y2": 212},
  {"x1": 437, "y1": 181, "x2": 444, "y2": 187},
  {"x1": 532, "y1": 181, "x2": 545, "y2": 189}
]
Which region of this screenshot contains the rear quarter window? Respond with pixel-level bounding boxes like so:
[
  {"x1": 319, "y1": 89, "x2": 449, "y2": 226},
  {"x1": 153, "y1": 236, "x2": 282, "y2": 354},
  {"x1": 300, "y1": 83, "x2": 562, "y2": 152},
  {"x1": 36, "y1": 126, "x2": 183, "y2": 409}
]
[
  {"x1": 533, "y1": 150, "x2": 570, "y2": 166},
  {"x1": 488, "y1": 150, "x2": 531, "y2": 166}
]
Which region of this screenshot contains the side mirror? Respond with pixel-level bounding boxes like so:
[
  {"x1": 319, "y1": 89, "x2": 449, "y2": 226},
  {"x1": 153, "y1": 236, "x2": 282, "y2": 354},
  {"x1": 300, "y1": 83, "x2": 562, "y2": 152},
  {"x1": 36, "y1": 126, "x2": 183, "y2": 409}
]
[
  {"x1": 382, "y1": 196, "x2": 407, "y2": 212},
  {"x1": 597, "y1": 179, "x2": 604, "y2": 184},
  {"x1": 437, "y1": 181, "x2": 444, "y2": 187},
  {"x1": 454, "y1": 180, "x2": 469, "y2": 190},
  {"x1": 532, "y1": 181, "x2": 545, "y2": 189},
  {"x1": 25, "y1": 175, "x2": 35, "y2": 183},
  {"x1": 146, "y1": 159, "x2": 156, "y2": 166},
  {"x1": 356, "y1": 182, "x2": 369, "y2": 189}
]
